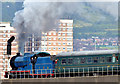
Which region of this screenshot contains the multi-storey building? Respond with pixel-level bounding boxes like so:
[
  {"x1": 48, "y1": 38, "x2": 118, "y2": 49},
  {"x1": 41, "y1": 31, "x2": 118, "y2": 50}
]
[
  {"x1": 41, "y1": 19, "x2": 73, "y2": 55},
  {"x1": 0, "y1": 22, "x2": 18, "y2": 79},
  {"x1": 24, "y1": 19, "x2": 73, "y2": 55},
  {"x1": 24, "y1": 34, "x2": 41, "y2": 53}
]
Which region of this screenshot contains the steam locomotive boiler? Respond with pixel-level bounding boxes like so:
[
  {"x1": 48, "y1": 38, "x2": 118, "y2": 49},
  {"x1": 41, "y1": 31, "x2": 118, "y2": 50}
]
[{"x1": 5, "y1": 52, "x2": 55, "y2": 78}]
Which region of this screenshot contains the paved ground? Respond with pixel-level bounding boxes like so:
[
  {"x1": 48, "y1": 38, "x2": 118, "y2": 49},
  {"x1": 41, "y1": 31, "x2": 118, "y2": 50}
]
[{"x1": 1, "y1": 75, "x2": 120, "y2": 84}]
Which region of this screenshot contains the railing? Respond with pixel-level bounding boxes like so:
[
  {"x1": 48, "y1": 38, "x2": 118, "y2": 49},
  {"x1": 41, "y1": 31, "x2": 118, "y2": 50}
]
[{"x1": 5, "y1": 66, "x2": 120, "y2": 79}]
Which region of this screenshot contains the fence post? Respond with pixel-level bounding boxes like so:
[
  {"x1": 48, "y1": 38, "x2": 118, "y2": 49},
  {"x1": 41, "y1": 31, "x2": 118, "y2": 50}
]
[
  {"x1": 102, "y1": 67, "x2": 103, "y2": 76},
  {"x1": 50, "y1": 69, "x2": 51, "y2": 78},
  {"x1": 98, "y1": 67, "x2": 99, "y2": 75},
  {"x1": 46, "y1": 69, "x2": 47, "y2": 78},
  {"x1": 55, "y1": 69, "x2": 56, "y2": 78},
  {"x1": 88, "y1": 67, "x2": 89, "y2": 77},
  {"x1": 64, "y1": 68, "x2": 65, "y2": 77},
  {"x1": 112, "y1": 66, "x2": 113, "y2": 75},
  {"x1": 73, "y1": 68, "x2": 74, "y2": 77},
  {"x1": 117, "y1": 66, "x2": 118, "y2": 75},
  {"x1": 83, "y1": 68, "x2": 84, "y2": 77},
  {"x1": 37, "y1": 69, "x2": 38, "y2": 78},
  {"x1": 24, "y1": 70, "x2": 25, "y2": 79},
  {"x1": 41, "y1": 69, "x2": 42, "y2": 78},
  {"x1": 92, "y1": 67, "x2": 94, "y2": 76},
  {"x1": 107, "y1": 66, "x2": 108, "y2": 76},
  {"x1": 69, "y1": 68, "x2": 70, "y2": 77}
]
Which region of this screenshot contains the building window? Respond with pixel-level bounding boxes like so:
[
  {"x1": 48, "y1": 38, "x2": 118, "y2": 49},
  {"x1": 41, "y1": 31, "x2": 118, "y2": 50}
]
[
  {"x1": 42, "y1": 37, "x2": 47, "y2": 41},
  {"x1": 53, "y1": 37, "x2": 56, "y2": 40},
  {"x1": 3, "y1": 43, "x2": 5, "y2": 46},
  {"x1": 59, "y1": 23, "x2": 61, "y2": 26},
  {"x1": 3, "y1": 34, "x2": 6, "y2": 37},
  {"x1": 59, "y1": 28, "x2": 61, "y2": 31},
  {"x1": 3, "y1": 39, "x2": 6, "y2": 41},
  {"x1": 81, "y1": 58, "x2": 86, "y2": 64},
  {"x1": 62, "y1": 59, "x2": 66, "y2": 64},
  {"x1": 58, "y1": 37, "x2": 61, "y2": 40},
  {"x1": 63, "y1": 23, "x2": 66, "y2": 26},
  {"x1": 63, "y1": 38, "x2": 65, "y2": 40},
  {"x1": 49, "y1": 38, "x2": 51, "y2": 40},
  {"x1": 34, "y1": 47, "x2": 38, "y2": 51},
  {"x1": 67, "y1": 28, "x2": 72, "y2": 31},
  {"x1": 35, "y1": 43, "x2": 39, "y2": 46},
  {"x1": 67, "y1": 33, "x2": 72, "y2": 36},
  {"x1": 49, "y1": 43, "x2": 51, "y2": 45},
  {"x1": 3, "y1": 47, "x2": 5, "y2": 49},
  {"x1": 63, "y1": 48, "x2": 65, "y2": 50},
  {"x1": 3, "y1": 52, "x2": 5, "y2": 54},
  {"x1": 67, "y1": 38, "x2": 72, "y2": 41},
  {"x1": 53, "y1": 48, "x2": 56, "y2": 50},
  {"x1": 63, "y1": 28, "x2": 66, "y2": 31},
  {"x1": 28, "y1": 38, "x2": 32, "y2": 41},
  {"x1": 53, "y1": 32, "x2": 56, "y2": 35},
  {"x1": 93, "y1": 57, "x2": 99, "y2": 63},
  {"x1": 67, "y1": 23, "x2": 72, "y2": 26},
  {"x1": 62, "y1": 33, "x2": 65, "y2": 36},
  {"x1": 42, "y1": 48, "x2": 47, "y2": 51},
  {"x1": 27, "y1": 48, "x2": 31, "y2": 51},
  {"x1": 67, "y1": 43, "x2": 72, "y2": 45},
  {"x1": 99, "y1": 57, "x2": 105, "y2": 63},
  {"x1": 53, "y1": 43, "x2": 56, "y2": 45},
  {"x1": 3, "y1": 30, "x2": 6, "y2": 33},
  {"x1": 8, "y1": 30, "x2": 10, "y2": 33},
  {"x1": 48, "y1": 48, "x2": 51, "y2": 50},
  {"x1": 107, "y1": 57, "x2": 112, "y2": 63},
  {"x1": 58, "y1": 33, "x2": 61, "y2": 36},
  {"x1": 68, "y1": 58, "x2": 73, "y2": 64},
  {"x1": 28, "y1": 43, "x2": 31, "y2": 46},
  {"x1": 8, "y1": 34, "x2": 10, "y2": 37},
  {"x1": 49, "y1": 32, "x2": 51, "y2": 35},
  {"x1": 58, "y1": 48, "x2": 61, "y2": 50},
  {"x1": 63, "y1": 43, "x2": 66, "y2": 45},
  {"x1": 67, "y1": 48, "x2": 72, "y2": 50},
  {"x1": 58, "y1": 43, "x2": 61, "y2": 45}
]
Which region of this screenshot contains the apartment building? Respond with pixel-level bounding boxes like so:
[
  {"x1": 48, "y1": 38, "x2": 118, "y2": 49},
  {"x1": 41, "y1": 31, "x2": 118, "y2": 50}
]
[
  {"x1": 24, "y1": 19, "x2": 73, "y2": 55},
  {"x1": 24, "y1": 34, "x2": 41, "y2": 53},
  {"x1": 0, "y1": 22, "x2": 18, "y2": 79},
  {"x1": 41, "y1": 19, "x2": 73, "y2": 55}
]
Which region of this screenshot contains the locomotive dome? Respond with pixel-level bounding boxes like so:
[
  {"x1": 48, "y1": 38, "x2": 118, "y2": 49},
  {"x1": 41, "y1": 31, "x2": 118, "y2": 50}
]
[
  {"x1": 56, "y1": 50, "x2": 119, "y2": 57},
  {"x1": 36, "y1": 52, "x2": 50, "y2": 57}
]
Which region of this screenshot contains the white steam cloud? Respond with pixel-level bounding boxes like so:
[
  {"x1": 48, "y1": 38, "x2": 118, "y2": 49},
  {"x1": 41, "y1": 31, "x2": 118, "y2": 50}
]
[
  {"x1": 13, "y1": 1, "x2": 62, "y2": 53},
  {"x1": 13, "y1": 0, "x2": 118, "y2": 53}
]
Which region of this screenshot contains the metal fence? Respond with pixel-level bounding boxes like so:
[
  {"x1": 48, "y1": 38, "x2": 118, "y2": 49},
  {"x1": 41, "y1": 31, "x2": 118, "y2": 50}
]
[{"x1": 5, "y1": 66, "x2": 120, "y2": 79}]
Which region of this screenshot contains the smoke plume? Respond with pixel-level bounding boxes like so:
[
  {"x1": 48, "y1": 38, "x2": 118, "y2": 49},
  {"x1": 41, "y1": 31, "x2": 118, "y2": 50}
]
[
  {"x1": 13, "y1": 1, "x2": 117, "y2": 53},
  {"x1": 13, "y1": 1, "x2": 62, "y2": 53}
]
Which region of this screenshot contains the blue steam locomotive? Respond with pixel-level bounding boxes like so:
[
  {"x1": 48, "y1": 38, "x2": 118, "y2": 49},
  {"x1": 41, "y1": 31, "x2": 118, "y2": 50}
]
[
  {"x1": 5, "y1": 52, "x2": 55, "y2": 78},
  {"x1": 5, "y1": 50, "x2": 120, "y2": 78}
]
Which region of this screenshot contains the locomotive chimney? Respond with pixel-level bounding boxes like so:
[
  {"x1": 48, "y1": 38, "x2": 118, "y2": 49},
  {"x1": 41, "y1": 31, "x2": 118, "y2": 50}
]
[{"x1": 7, "y1": 36, "x2": 15, "y2": 55}]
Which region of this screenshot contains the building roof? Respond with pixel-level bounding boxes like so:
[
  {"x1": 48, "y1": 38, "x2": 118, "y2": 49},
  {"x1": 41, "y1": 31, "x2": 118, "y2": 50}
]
[{"x1": 56, "y1": 50, "x2": 119, "y2": 57}]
